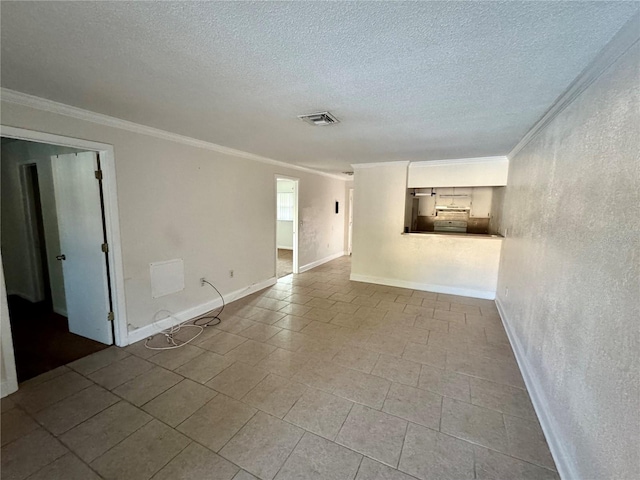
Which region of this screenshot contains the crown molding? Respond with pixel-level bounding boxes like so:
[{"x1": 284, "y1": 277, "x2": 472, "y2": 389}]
[
  {"x1": 409, "y1": 156, "x2": 508, "y2": 168},
  {"x1": 0, "y1": 88, "x2": 346, "y2": 181},
  {"x1": 509, "y1": 12, "x2": 640, "y2": 159},
  {"x1": 351, "y1": 161, "x2": 410, "y2": 170}
]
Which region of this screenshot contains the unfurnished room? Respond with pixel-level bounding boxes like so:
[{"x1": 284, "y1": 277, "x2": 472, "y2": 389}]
[{"x1": 0, "y1": 2, "x2": 638, "y2": 480}]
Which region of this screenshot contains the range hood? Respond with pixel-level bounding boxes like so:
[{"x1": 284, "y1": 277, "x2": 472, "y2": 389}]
[{"x1": 435, "y1": 205, "x2": 470, "y2": 212}]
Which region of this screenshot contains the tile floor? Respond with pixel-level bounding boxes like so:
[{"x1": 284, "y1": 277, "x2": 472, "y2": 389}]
[{"x1": 1, "y1": 256, "x2": 559, "y2": 480}]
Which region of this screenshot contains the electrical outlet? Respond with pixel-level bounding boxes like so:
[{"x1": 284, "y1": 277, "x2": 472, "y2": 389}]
[
  {"x1": 229, "y1": 270, "x2": 234, "y2": 278},
  {"x1": 200, "y1": 277, "x2": 206, "y2": 286}
]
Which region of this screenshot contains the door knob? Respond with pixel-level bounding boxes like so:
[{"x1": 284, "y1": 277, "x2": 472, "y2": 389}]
[{"x1": 56, "y1": 254, "x2": 66, "y2": 261}]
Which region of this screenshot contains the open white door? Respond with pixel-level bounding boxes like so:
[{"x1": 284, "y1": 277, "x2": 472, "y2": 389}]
[{"x1": 52, "y1": 152, "x2": 113, "y2": 344}]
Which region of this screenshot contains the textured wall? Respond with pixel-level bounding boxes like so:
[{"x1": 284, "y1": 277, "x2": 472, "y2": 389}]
[{"x1": 496, "y1": 43, "x2": 639, "y2": 479}]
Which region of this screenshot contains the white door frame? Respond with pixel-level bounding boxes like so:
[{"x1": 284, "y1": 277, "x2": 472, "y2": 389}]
[
  {"x1": 348, "y1": 188, "x2": 354, "y2": 255},
  {"x1": 0, "y1": 125, "x2": 128, "y2": 347},
  {"x1": 275, "y1": 175, "x2": 299, "y2": 276}
]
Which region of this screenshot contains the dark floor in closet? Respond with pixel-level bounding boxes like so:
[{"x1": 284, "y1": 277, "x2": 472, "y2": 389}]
[{"x1": 7, "y1": 296, "x2": 110, "y2": 383}]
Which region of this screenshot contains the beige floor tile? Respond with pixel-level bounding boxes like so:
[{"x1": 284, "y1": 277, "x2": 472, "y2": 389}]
[
  {"x1": 410, "y1": 290, "x2": 438, "y2": 300},
  {"x1": 60, "y1": 401, "x2": 152, "y2": 463},
  {"x1": 402, "y1": 343, "x2": 446, "y2": 369},
  {"x1": 302, "y1": 307, "x2": 338, "y2": 323},
  {"x1": 233, "y1": 471, "x2": 259, "y2": 480},
  {"x1": 395, "y1": 295, "x2": 424, "y2": 306},
  {"x1": 206, "y1": 362, "x2": 269, "y2": 399},
  {"x1": 382, "y1": 383, "x2": 442, "y2": 430},
  {"x1": 147, "y1": 344, "x2": 204, "y2": 370},
  {"x1": 414, "y1": 316, "x2": 449, "y2": 333},
  {"x1": 12, "y1": 371, "x2": 92, "y2": 414},
  {"x1": 258, "y1": 348, "x2": 310, "y2": 378},
  {"x1": 470, "y1": 377, "x2": 537, "y2": 421},
  {"x1": 333, "y1": 346, "x2": 379, "y2": 373},
  {"x1": 504, "y1": 414, "x2": 557, "y2": 470},
  {"x1": 198, "y1": 331, "x2": 247, "y2": 354},
  {"x1": 143, "y1": 379, "x2": 217, "y2": 427},
  {"x1": 403, "y1": 305, "x2": 434, "y2": 317},
  {"x1": 351, "y1": 295, "x2": 380, "y2": 307},
  {"x1": 364, "y1": 333, "x2": 407, "y2": 357},
  {"x1": 300, "y1": 320, "x2": 341, "y2": 339},
  {"x1": 426, "y1": 331, "x2": 469, "y2": 353},
  {"x1": 273, "y1": 314, "x2": 313, "y2": 330},
  {"x1": 90, "y1": 420, "x2": 189, "y2": 480},
  {"x1": 1, "y1": 408, "x2": 39, "y2": 446},
  {"x1": 372, "y1": 355, "x2": 421, "y2": 387},
  {"x1": 446, "y1": 351, "x2": 525, "y2": 388},
  {"x1": 440, "y1": 397, "x2": 508, "y2": 452},
  {"x1": 284, "y1": 388, "x2": 353, "y2": 440},
  {"x1": 275, "y1": 432, "x2": 361, "y2": 480},
  {"x1": 89, "y1": 356, "x2": 154, "y2": 390},
  {"x1": 329, "y1": 301, "x2": 360, "y2": 314},
  {"x1": 67, "y1": 347, "x2": 130, "y2": 375},
  {"x1": 474, "y1": 446, "x2": 559, "y2": 480},
  {"x1": 26, "y1": 452, "x2": 101, "y2": 480},
  {"x1": 298, "y1": 340, "x2": 343, "y2": 361},
  {"x1": 292, "y1": 360, "x2": 347, "y2": 392},
  {"x1": 1, "y1": 428, "x2": 68, "y2": 480},
  {"x1": 356, "y1": 457, "x2": 418, "y2": 480},
  {"x1": 177, "y1": 394, "x2": 256, "y2": 452},
  {"x1": 225, "y1": 340, "x2": 277, "y2": 366},
  {"x1": 399, "y1": 423, "x2": 474, "y2": 480},
  {"x1": 214, "y1": 317, "x2": 258, "y2": 335},
  {"x1": 219, "y1": 412, "x2": 304, "y2": 480},
  {"x1": 267, "y1": 329, "x2": 311, "y2": 351},
  {"x1": 123, "y1": 339, "x2": 159, "y2": 359},
  {"x1": 17, "y1": 365, "x2": 70, "y2": 388},
  {"x1": 418, "y1": 364, "x2": 471, "y2": 401},
  {"x1": 330, "y1": 312, "x2": 364, "y2": 329},
  {"x1": 333, "y1": 368, "x2": 391, "y2": 409},
  {"x1": 384, "y1": 311, "x2": 418, "y2": 327},
  {"x1": 2, "y1": 396, "x2": 17, "y2": 412},
  {"x1": 34, "y1": 384, "x2": 119, "y2": 435},
  {"x1": 242, "y1": 374, "x2": 307, "y2": 418},
  {"x1": 248, "y1": 307, "x2": 287, "y2": 325},
  {"x1": 376, "y1": 300, "x2": 407, "y2": 312},
  {"x1": 306, "y1": 297, "x2": 336, "y2": 310},
  {"x1": 112, "y1": 366, "x2": 182, "y2": 406},
  {"x1": 450, "y1": 303, "x2": 482, "y2": 315},
  {"x1": 433, "y1": 310, "x2": 466, "y2": 324},
  {"x1": 287, "y1": 293, "x2": 314, "y2": 305},
  {"x1": 174, "y1": 351, "x2": 234, "y2": 384},
  {"x1": 239, "y1": 323, "x2": 282, "y2": 342},
  {"x1": 152, "y1": 442, "x2": 239, "y2": 480},
  {"x1": 254, "y1": 297, "x2": 289, "y2": 312},
  {"x1": 336, "y1": 404, "x2": 407, "y2": 467}
]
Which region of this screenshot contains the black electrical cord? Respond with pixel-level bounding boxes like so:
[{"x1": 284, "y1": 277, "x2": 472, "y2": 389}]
[{"x1": 193, "y1": 279, "x2": 225, "y2": 327}]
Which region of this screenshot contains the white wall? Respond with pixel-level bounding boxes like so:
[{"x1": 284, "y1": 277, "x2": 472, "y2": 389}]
[
  {"x1": 276, "y1": 179, "x2": 294, "y2": 249},
  {"x1": 496, "y1": 42, "x2": 639, "y2": 479},
  {"x1": 1, "y1": 100, "x2": 347, "y2": 339},
  {"x1": 1, "y1": 141, "x2": 79, "y2": 314},
  {"x1": 351, "y1": 163, "x2": 501, "y2": 299},
  {"x1": 408, "y1": 157, "x2": 508, "y2": 188}
]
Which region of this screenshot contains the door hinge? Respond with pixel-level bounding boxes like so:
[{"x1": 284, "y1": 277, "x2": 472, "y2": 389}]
[
  {"x1": 101, "y1": 243, "x2": 109, "y2": 253},
  {"x1": 107, "y1": 311, "x2": 114, "y2": 322},
  {"x1": 95, "y1": 169, "x2": 103, "y2": 180}
]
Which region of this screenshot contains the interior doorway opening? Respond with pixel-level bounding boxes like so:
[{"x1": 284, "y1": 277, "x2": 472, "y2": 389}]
[
  {"x1": 276, "y1": 177, "x2": 299, "y2": 278},
  {"x1": 1, "y1": 137, "x2": 114, "y2": 383}
]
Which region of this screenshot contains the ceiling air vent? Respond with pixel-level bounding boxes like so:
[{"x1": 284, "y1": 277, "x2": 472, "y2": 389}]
[{"x1": 298, "y1": 111, "x2": 339, "y2": 126}]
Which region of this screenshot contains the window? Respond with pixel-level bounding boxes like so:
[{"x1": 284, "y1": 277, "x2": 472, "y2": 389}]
[{"x1": 277, "y1": 192, "x2": 294, "y2": 221}]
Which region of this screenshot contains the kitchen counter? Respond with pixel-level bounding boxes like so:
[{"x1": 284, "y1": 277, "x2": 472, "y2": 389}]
[{"x1": 402, "y1": 231, "x2": 503, "y2": 239}]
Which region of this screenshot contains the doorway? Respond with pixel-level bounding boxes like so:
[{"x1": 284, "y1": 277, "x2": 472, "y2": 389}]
[
  {"x1": 1, "y1": 129, "x2": 126, "y2": 390},
  {"x1": 348, "y1": 188, "x2": 354, "y2": 255},
  {"x1": 276, "y1": 177, "x2": 299, "y2": 278}
]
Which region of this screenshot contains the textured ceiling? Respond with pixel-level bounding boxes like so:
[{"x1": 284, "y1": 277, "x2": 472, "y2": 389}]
[{"x1": 1, "y1": 1, "x2": 638, "y2": 173}]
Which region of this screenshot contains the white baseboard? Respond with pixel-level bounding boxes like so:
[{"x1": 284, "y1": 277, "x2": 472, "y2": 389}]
[
  {"x1": 126, "y1": 277, "x2": 277, "y2": 345},
  {"x1": 53, "y1": 306, "x2": 67, "y2": 317},
  {"x1": 276, "y1": 246, "x2": 293, "y2": 250},
  {"x1": 495, "y1": 298, "x2": 574, "y2": 480},
  {"x1": 349, "y1": 273, "x2": 495, "y2": 300},
  {"x1": 299, "y1": 251, "x2": 346, "y2": 273}
]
